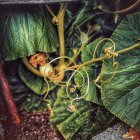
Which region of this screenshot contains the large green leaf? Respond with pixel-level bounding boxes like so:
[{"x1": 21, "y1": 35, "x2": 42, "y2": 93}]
[
  {"x1": 50, "y1": 87, "x2": 113, "y2": 140},
  {"x1": 0, "y1": 6, "x2": 58, "y2": 61},
  {"x1": 19, "y1": 64, "x2": 56, "y2": 95},
  {"x1": 74, "y1": 66, "x2": 102, "y2": 105},
  {"x1": 73, "y1": 106, "x2": 114, "y2": 140},
  {"x1": 100, "y1": 12, "x2": 140, "y2": 131}
]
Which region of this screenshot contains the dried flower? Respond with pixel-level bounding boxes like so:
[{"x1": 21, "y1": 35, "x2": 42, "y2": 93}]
[
  {"x1": 29, "y1": 53, "x2": 46, "y2": 68},
  {"x1": 67, "y1": 105, "x2": 77, "y2": 112}
]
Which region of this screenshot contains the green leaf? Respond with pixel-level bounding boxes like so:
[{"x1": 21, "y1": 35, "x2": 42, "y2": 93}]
[
  {"x1": 50, "y1": 87, "x2": 113, "y2": 140},
  {"x1": 74, "y1": 66, "x2": 102, "y2": 105},
  {"x1": 74, "y1": 107, "x2": 114, "y2": 140},
  {"x1": 64, "y1": 10, "x2": 73, "y2": 29},
  {"x1": 19, "y1": 93, "x2": 48, "y2": 112},
  {"x1": 100, "y1": 12, "x2": 140, "y2": 132},
  {"x1": 19, "y1": 64, "x2": 56, "y2": 95},
  {"x1": 0, "y1": 6, "x2": 58, "y2": 61},
  {"x1": 44, "y1": 90, "x2": 57, "y2": 109}
]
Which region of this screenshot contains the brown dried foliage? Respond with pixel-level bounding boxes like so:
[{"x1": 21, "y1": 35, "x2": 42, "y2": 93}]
[{"x1": 29, "y1": 53, "x2": 47, "y2": 68}]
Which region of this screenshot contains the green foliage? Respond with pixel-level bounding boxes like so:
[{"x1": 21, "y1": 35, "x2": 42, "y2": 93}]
[
  {"x1": 19, "y1": 64, "x2": 56, "y2": 95},
  {"x1": 100, "y1": 12, "x2": 140, "y2": 132},
  {"x1": 74, "y1": 66, "x2": 102, "y2": 105},
  {"x1": 50, "y1": 87, "x2": 113, "y2": 140},
  {"x1": 18, "y1": 93, "x2": 48, "y2": 112},
  {"x1": 1, "y1": 2, "x2": 140, "y2": 140},
  {"x1": 73, "y1": 38, "x2": 105, "y2": 105},
  {"x1": 0, "y1": 5, "x2": 58, "y2": 61},
  {"x1": 67, "y1": 0, "x2": 102, "y2": 35},
  {"x1": 81, "y1": 37, "x2": 105, "y2": 63},
  {"x1": 17, "y1": 91, "x2": 57, "y2": 112}
]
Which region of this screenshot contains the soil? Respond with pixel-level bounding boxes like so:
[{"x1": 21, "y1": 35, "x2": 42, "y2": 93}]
[{"x1": 4, "y1": 111, "x2": 63, "y2": 140}]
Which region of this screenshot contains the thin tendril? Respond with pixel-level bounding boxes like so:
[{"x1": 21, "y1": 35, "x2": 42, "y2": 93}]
[
  {"x1": 66, "y1": 67, "x2": 89, "y2": 101},
  {"x1": 55, "y1": 68, "x2": 85, "y2": 87},
  {"x1": 66, "y1": 67, "x2": 90, "y2": 112},
  {"x1": 94, "y1": 38, "x2": 118, "y2": 85},
  {"x1": 42, "y1": 56, "x2": 77, "y2": 87},
  {"x1": 43, "y1": 77, "x2": 50, "y2": 102},
  {"x1": 93, "y1": 38, "x2": 116, "y2": 59},
  {"x1": 45, "y1": 4, "x2": 56, "y2": 17},
  {"x1": 49, "y1": 56, "x2": 76, "y2": 65},
  {"x1": 64, "y1": 69, "x2": 85, "y2": 99}
]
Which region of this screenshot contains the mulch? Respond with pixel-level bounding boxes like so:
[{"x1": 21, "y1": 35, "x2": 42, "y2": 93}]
[{"x1": 4, "y1": 111, "x2": 63, "y2": 140}]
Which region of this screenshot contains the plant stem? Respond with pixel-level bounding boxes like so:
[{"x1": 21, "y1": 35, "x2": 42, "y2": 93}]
[
  {"x1": 21, "y1": 58, "x2": 43, "y2": 77},
  {"x1": 45, "y1": 3, "x2": 68, "y2": 66},
  {"x1": 0, "y1": 61, "x2": 20, "y2": 124},
  {"x1": 45, "y1": 4, "x2": 55, "y2": 17},
  {"x1": 57, "y1": 3, "x2": 68, "y2": 66},
  {"x1": 67, "y1": 44, "x2": 85, "y2": 66},
  {"x1": 66, "y1": 42, "x2": 140, "y2": 69},
  {"x1": 116, "y1": 42, "x2": 140, "y2": 54},
  {"x1": 66, "y1": 57, "x2": 105, "y2": 69}
]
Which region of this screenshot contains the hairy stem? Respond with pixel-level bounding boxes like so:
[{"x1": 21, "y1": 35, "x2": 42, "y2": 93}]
[{"x1": 45, "y1": 3, "x2": 68, "y2": 66}]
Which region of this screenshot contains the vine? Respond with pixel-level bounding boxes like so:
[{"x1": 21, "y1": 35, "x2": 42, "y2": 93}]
[{"x1": 21, "y1": 2, "x2": 140, "y2": 112}]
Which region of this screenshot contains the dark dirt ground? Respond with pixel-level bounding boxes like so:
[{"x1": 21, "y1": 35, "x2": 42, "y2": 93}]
[{"x1": 3, "y1": 111, "x2": 63, "y2": 140}]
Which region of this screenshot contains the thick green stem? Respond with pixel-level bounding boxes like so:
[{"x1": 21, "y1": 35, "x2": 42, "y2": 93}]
[
  {"x1": 57, "y1": 3, "x2": 68, "y2": 66},
  {"x1": 45, "y1": 3, "x2": 68, "y2": 66}
]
